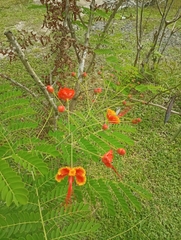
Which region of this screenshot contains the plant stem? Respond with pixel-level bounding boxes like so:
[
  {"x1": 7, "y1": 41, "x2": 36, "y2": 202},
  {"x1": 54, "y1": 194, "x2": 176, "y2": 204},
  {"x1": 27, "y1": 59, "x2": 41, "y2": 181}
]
[
  {"x1": 31, "y1": 171, "x2": 48, "y2": 240},
  {"x1": 4, "y1": 31, "x2": 57, "y2": 113}
]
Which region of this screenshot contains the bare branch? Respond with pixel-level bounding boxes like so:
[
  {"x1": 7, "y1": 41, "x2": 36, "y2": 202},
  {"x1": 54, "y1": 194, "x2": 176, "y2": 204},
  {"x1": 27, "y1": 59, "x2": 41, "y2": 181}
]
[
  {"x1": 70, "y1": 0, "x2": 96, "y2": 110},
  {"x1": 87, "y1": 0, "x2": 124, "y2": 72},
  {"x1": 0, "y1": 73, "x2": 37, "y2": 97},
  {"x1": 131, "y1": 97, "x2": 181, "y2": 116},
  {"x1": 4, "y1": 30, "x2": 57, "y2": 113},
  {"x1": 156, "y1": 0, "x2": 163, "y2": 16}
]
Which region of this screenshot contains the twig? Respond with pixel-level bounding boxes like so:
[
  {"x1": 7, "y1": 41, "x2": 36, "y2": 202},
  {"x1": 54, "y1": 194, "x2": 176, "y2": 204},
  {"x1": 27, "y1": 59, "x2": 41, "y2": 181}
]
[
  {"x1": 4, "y1": 30, "x2": 57, "y2": 113},
  {"x1": 87, "y1": 0, "x2": 124, "y2": 72},
  {"x1": 70, "y1": 0, "x2": 95, "y2": 110},
  {"x1": 146, "y1": 82, "x2": 181, "y2": 104},
  {"x1": 134, "y1": 0, "x2": 144, "y2": 66},
  {"x1": 78, "y1": 0, "x2": 95, "y2": 79},
  {"x1": 0, "y1": 73, "x2": 37, "y2": 97},
  {"x1": 131, "y1": 97, "x2": 181, "y2": 116}
]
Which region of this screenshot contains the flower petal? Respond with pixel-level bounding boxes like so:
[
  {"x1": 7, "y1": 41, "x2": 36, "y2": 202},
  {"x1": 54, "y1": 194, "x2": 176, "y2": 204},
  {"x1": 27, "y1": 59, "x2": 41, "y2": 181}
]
[
  {"x1": 55, "y1": 173, "x2": 66, "y2": 182},
  {"x1": 102, "y1": 150, "x2": 114, "y2": 168},
  {"x1": 58, "y1": 167, "x2": 70, "y2": 175},
  {"x1": 75, "y1": 167, "x2": 86, "y2": 176},
  {"x1": 58, "y1": 88, "x2": 75, "y2": 101},
  {"x1": 107, "y1": 109, "x2": 116, "y2": 116},
  {"x1": 107, "y1": 115, "x2": 120, "y2": 124},
  {"x1": 75, "y1": 175, "x2": 86, "y2": 186}
]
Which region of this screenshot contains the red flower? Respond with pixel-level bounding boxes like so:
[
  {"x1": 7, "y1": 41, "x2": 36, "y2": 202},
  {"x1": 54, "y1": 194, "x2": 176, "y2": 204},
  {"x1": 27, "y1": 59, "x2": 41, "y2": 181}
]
[
  {"x1": 107, "y1": 109, "x2": 120, "y2": 124},
  {"x1": 101, "y1": 150, "x2": 113, "y2": 168},
  {"x1": 58, "y1": 88, "x2": 75, "y2": 101},
  {"x1": 101, "y1": 150, "x2": 122, "y2": 179},
  {"x1": 55, "y1": 166, "x2": 86, "y2": 205}
]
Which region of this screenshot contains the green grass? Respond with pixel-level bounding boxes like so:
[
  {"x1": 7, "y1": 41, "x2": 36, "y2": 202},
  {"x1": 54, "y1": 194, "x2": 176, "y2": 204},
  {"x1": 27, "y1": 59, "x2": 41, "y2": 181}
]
[{"x1": 0, "y1": 0, "x2": 181, "y2": 239}]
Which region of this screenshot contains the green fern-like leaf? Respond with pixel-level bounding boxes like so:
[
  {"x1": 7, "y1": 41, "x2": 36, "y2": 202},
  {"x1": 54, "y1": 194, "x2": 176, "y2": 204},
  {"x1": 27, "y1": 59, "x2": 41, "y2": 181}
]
[
  {"x1": 12, "y1": 150, "x2": 48, "y2": 175},
  {"x1": 0, "y1": 89, "x2": 22, "y2": 101},
  {"x1": 119, "y1": 182, "x2": 142, "y2": 211},
  {"x1": 112, "y1": 132, "x2": 134, "y2": 146},
  {"x1": 109, "y1": 181, "x2": 130, "y2": 213},
  {"x1": 1, "y1": 108, "x2": 36, "y2": 122},
  {"x1": 79, "y1": 138, "x2": 99, "y2": 161},
  {"x1": 0, "y1": 159, "x2": 28, "y2": 206},
  {"x1": 98, "y1": 131, "x2": 124, "y2": 149},
  {"x1": 128, "y1": 182, "x2": 152, "y2": 200},
  {"x1": 52, "y1": 220, "x2": 100, "y2": 240},
  {"x1": 0, "y1": 212, "x2": 41, "y2": 238},
  {"x1": 7, "y1": 121, "x2": 38, "y2": 131},
  {"x1": 25, "y1": 233, "x2": 45, "y2": 240},
  {"x1": 34, "y1": 143, "x2": 60, "y2": 157},
  {"x1": 2, "y1": 98, "x2": 30, "y2": 110},
  {"x1": 89, "y1": 179, "x2": 116, "y2": 216},
  {"x1": 89, "y1": 134, "x2": 110, "y2": 152}
]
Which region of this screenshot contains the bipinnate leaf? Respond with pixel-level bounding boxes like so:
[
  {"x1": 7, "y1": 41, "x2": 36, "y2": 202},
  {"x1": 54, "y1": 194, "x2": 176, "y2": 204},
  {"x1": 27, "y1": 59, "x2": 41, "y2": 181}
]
[
  {"x1": 12, "y1": 150, "x2": 48, "y2": 175},
  {"x1": 112, "y1": 132, "x2": 134, "y2": 145},
  {"x1": 94, "y1": 49, "x2": 112, "y2": 54},
  {"x1": 119, "y1": 182, "x2": 142, "y2": 211},
  {"x1": 0, "y1": 159, "x2": 28, "y2": 206},
  {"x1": 0, "y1": 212, "x2": 41, "y2": 238},
  {"x1": 128, "y1": 182, "x2": 152, "y2": 200},
  {"x1": 79, "y1": 138, "x2": 98, "y2": 161},
  {"x1": 56, "y1": 220, "x2": 100, "y2": 239},
  {"x1": 109, "y1": 182, "x2": 130, "y2": 213},
  {"x1": 34, "y1": 143, "x2": 60, "y2": 157},
  {"x1": 89, "y1": 179, "x2": 116, "y2": 216}
]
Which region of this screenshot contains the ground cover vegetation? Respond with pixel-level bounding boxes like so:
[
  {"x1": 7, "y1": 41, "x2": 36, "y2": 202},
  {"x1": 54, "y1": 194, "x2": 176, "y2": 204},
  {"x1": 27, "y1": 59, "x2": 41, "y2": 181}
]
[{"x1": 0, "y1": 0, "x2": 181, "y2": 239}]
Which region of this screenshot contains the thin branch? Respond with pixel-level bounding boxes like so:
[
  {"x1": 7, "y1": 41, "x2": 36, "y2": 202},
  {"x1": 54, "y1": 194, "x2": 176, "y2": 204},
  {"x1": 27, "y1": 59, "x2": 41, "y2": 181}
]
[
  {"x1": 78, "y1": 12, "x2": 87, "y2": 29},
  {"x1": 4, "y1": 30, "x2": 57, "y2": 113},
  {"x1": 78, "y1": 0, "x2": 95, "y2": 76},
  {"x1": 67, "y1": 17, "x2": 81, "y2": 63},
  {"x1": 70, "y1": 0, "x2": 95, "y2": 110},
  {"x1": 86, "y1": 0, "x2": 124, "y2": 72},
  {"x1": 146, "y1": 81, "x2": 181, "y2": 104},
  {"x1": 0, "y1": 73, "x2": 37, "y2": 97},
  {"x1": 156, "y1": 0, "x2": 163, "y2": 16},
  {"x1": 134, "y1": 0, "x2": 144, "y2": 66},
  {"x1": 131, "y1": 97, "x2": 181, "y2": 116}
]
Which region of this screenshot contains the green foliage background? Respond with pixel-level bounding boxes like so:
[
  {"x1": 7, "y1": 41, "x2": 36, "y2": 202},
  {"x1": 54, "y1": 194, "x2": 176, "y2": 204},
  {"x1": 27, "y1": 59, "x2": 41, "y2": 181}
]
[{"x1": 0, "y1": 0, "x2": 181, "y2": 239}]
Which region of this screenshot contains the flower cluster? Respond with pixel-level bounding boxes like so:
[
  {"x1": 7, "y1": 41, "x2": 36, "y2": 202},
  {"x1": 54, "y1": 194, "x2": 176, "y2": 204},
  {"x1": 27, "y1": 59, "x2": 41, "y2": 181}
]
[{"x1": 55, "y1": 166, "x2": 86, "y2": 205}]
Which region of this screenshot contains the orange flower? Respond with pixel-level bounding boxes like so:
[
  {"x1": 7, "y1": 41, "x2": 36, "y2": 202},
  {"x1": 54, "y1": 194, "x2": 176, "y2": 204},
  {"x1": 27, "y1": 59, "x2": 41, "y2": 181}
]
[
  {"x1": 107, "y1": 109, "x2": 120, "y2": 124},
  {"x1": 101, "y1": 150, "x2": 122, "y2": 179},
  {"x1": 55, "y1": 166, "x2": 86, "y2": 205},
  {"x1": 58, "y1": 87, "x2": 75, "y2": 101},
  {"x1": 101, "y1": 149, "x2": 113, "y2": 168}
]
